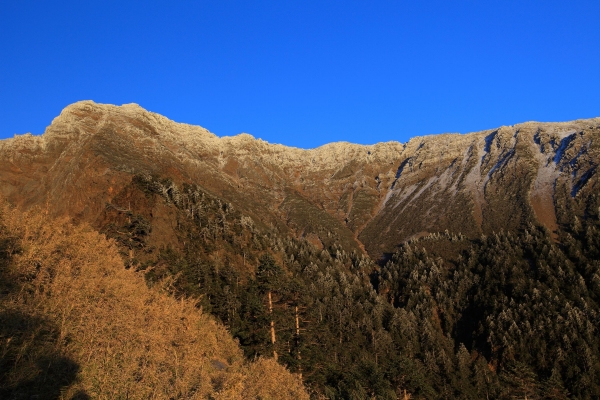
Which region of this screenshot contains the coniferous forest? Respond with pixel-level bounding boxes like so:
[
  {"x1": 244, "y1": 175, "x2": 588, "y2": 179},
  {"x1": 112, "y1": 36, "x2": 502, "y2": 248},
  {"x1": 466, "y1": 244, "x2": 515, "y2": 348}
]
[{"x1": 95, "y1": 174, "x2": 600, "y2": 399}]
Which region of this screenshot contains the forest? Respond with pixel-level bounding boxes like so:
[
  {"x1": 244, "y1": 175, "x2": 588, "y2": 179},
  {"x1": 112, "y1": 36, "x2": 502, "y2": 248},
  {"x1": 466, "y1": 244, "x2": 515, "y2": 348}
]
[
  {"x1": 95, "y1": 174, "x2": 600, "y2": 399},
  {"x1": 0, "y1": 200, "x2": 309, "y2": 399}
]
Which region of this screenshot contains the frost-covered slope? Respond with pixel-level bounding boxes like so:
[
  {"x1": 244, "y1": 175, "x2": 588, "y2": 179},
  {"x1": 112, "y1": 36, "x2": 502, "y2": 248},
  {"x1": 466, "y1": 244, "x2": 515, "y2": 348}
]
[{"x1": 1, "y1": 101, "x2": 598, "y2": 258}]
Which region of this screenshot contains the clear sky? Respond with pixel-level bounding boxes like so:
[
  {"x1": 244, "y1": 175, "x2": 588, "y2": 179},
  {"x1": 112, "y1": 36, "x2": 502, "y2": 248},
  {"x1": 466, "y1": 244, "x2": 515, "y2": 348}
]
[{"x1": 1, "y1": 1, "x2": 599, "y2": 148}]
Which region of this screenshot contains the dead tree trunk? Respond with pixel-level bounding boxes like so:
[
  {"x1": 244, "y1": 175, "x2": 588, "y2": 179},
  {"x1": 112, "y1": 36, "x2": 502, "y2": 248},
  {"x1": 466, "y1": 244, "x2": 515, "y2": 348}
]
[
  {"x1": 295, "y1": 305, "x2": 302, "y2": 378},
  {"x1": 268, "y1": 291, "x2": 277, "y2": 360}
]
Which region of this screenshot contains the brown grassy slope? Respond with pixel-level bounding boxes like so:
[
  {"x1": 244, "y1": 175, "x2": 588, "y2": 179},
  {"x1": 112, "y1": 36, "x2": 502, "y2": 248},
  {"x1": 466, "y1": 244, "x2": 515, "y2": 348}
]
[
  {"x1": 0, "y1": 101, "x2": 402, "y2": 258},
  {"x1": 360, "y1": 121, "x2": 600, "y2": 256},
  {"x1": 0, "y1": 203, "x2": 308, "y2": 400},
  {"x1": 2, "y1": 101, "x2": 598, "y2": 262}
]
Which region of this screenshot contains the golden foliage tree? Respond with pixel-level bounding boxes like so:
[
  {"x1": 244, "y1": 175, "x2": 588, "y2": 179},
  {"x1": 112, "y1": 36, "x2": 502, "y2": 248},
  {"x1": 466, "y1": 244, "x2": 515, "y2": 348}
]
[{"x1": 0, "y1": 202, "x2": 308, "y2": 399}]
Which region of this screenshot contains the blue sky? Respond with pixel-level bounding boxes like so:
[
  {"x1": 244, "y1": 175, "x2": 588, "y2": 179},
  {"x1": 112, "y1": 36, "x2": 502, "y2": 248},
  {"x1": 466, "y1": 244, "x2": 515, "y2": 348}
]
[{"x1": 1, "y1": 1, "x2": 599, "y2": 148}]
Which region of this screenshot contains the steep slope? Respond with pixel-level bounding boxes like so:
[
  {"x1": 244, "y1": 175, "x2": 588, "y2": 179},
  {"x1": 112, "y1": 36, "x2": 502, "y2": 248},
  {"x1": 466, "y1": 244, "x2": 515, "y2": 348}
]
[
  {"x1": 0, "y1": 101, "x2": 402, "y2": 255},
  {"x1": 0, "y1": 203, "x2": 308, "y2": 399},
  {"x1": 1, "y1": 101, "x2": 598, "y2": 260},
  {"x1": 361, "y1": 120, "x2": 600, "y2": 255}
]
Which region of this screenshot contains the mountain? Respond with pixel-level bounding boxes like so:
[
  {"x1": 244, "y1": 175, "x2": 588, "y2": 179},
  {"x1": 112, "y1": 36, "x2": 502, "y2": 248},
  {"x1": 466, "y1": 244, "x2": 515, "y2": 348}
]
[
  {"x1": 2, "y1": 101, "x2": 598, "y2": 258},
  {"x1": 1, "y1": 101, "x2": 600, "y2": 399}
]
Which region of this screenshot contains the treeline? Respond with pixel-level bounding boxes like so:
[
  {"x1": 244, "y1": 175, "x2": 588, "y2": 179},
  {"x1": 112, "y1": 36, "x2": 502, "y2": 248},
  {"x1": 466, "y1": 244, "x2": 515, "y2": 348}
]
[{"x1": 104, "y1": 174, "x2": 600, "y2": 399}]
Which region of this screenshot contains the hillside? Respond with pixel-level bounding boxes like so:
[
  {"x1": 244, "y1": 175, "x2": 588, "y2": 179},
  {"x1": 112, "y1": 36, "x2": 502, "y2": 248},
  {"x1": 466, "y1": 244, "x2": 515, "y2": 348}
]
[
  {"x1": 1, "y1": 101, "x2": 600, "y2": 398},
  {"x1": 0, "y1": 203, "x2": 308, "y2": 399},
  {"x1": 2, "y1": 102, "x2": 599, "y2": 256}
]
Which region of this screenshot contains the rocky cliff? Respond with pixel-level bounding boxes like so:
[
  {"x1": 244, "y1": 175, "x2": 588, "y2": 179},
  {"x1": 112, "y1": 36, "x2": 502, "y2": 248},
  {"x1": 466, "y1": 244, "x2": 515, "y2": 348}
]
[{"x1": 1, "y1": 101, "x2": 599, "y2": 259}]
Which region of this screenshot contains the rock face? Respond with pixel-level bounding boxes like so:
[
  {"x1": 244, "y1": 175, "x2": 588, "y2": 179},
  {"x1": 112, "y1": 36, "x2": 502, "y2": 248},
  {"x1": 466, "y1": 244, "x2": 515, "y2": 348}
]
[{"x1": 1, "y1": 100, "x2": 599, "y2": 259}]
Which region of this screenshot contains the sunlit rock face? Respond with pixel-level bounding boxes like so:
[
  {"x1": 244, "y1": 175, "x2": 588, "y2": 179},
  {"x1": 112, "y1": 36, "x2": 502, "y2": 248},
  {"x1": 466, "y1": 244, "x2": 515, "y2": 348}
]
[{"x1": 1, "y1": 100, "x2": 599, "y2": 259}]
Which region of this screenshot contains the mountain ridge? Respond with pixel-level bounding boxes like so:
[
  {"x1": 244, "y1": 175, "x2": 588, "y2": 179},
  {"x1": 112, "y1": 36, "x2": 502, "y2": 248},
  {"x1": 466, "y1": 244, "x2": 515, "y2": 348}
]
[{"x1": 1, "y1": 101, "x2": 599, "y2": 259}]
